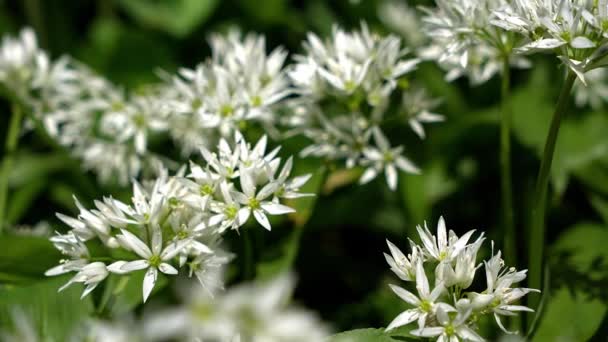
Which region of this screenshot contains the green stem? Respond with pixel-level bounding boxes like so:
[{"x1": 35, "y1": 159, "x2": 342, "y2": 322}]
[
  {"x1": 528, "y1": 71, "x2": 577, "y2": 316},
  {"x1": 0, "y1": 103, "x2": 24, "y2": 234},
  {"x1": 500, "y1": 56, "x2": 520, "y2": 332},
  {"x1": 500, "y1": 57, "x2": 516, "y2": 267}
]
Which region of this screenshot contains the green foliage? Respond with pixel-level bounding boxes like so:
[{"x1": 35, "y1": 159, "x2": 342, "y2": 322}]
[
  {"x1": 116, "y1": 0, "x2": 219, "y2": 37},
  {"x1": 0, "y1": 235, "x2": 61, "y2": 283},
  {"x1": 329, "y1": 327, "x2": 418, "y2": 342},
  {"x1": 533, "y1": 224, "x2": 608, "y2": 341},
  {"x1": 0, "y1": 276, "x2": 93, "y2": 340}
]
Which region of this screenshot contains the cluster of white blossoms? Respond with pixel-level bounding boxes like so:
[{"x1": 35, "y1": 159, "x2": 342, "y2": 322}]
[
  {"x1": 384, "y1": 217, "x2": 539, "y2": 340},
  {"x1": 287, "y1": 23, "x2": 443, "y2": 190},
  {"x1": 165, "y1": 30, "x2": 291, "y2": 156},
  {"x1": 145, "y1": 273, "x2": 331, "y2": 341},
  {"x1": 45, "y1": 132, "x2": 311, "y2": 303},
  {"x1": 419, "y1": 0, "x2": 531, "y2": 85},
  {"x1": 491, "y1": 0, "x2": 608, "y2": 83},
  {"x1": 0, "y1": 26, "x2": 442, "y2": 190}
]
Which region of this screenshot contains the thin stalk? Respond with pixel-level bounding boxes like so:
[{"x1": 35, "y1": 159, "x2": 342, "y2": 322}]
[
  {"x1": 500, "y1": 57, "x2": 519, "y2": 332},
  {"x1": 500, "y1": 57, "x2": 516, "y2": 267},
  {"x1": 528, "y1": 71, "x2": 577, "y2": 315},
  {"x1": 0, "y1": 103, "x2": 24, "y2": 234}
]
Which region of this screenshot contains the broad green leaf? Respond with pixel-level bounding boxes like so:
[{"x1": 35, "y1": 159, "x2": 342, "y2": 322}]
[
  {"x1": 329, "y1": 327, "x2": 418, "y2": 342},
  {"x1": 533, "y1": 224, "x2": 608, "y2": 341},
  {"x1": 8, "y1": 152, "x2": 70, "y2": 188},
  {"x1": 0, "y1": 275, "x2": 93, "y2": 341},
  {"x1": 117, "y1": 0, "x2": 219, "y2": 37},
  {"x1": 0, "y1": 235, "x2": 61, "y2": 283},
  {"x1": 532, "y1": 287, "x2": 606, "y2": 342},
  {"x1": 6, "y1": 178, "x2": 46, "y2": 225}
]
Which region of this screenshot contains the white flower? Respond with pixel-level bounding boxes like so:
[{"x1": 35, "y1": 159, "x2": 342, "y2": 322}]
[
  {"x1": 57, "y1": 262, "x2": 109, "y2": 298},
  {"x1": 401, "y1": 88, "x2": 444, "y2": 139},
  {"x1": 387, "y1": 260, "x2": 445, "y2": 331},
  {"x1": 360, "y1": 127, "x2": 419, "y2": 190},
  {"x1": 110, "y1": 228, "x2": 189, "y2": 302},
  {"x1": 233, "y1": 170, "x2": 295, "y2": 231},
  {"x1": 176, "y1": 273, "x2": 331, "y2": 341},
  {"x1": 384, "y1": 239, "x2": 421, "y2": 282},
  {"x1": 412, "y1": 306, "x2": 485, "y2": 342},
  {"x1": 416, "y1": 216, "x2": 475, "y2": 263}
]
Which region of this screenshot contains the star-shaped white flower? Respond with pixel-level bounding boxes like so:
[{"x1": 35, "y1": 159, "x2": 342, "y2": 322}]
[
  {"x1": 109, "y1": 228, "x2": 189, "y2": 302},
  {"x1": 386, "y1": 261, "x2": 445, "y2": 331}
]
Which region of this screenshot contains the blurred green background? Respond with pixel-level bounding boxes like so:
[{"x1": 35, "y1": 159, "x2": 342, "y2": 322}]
[{"x1": 0, "y1": 0, "x2": 607, "y2": 341}]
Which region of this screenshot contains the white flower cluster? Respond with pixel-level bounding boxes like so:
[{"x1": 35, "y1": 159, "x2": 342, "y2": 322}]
[
  {"x1": 385, "y1": 217, "x2": 539, "y2": 341},
  {"x1": 165, "y1": 30, "x2": 291, "y2": 156},
  {"x1": 420, "y1": 0, "x2": 531, "y2": 85},
  {"x1": 45, "y1": 133, "x2": 311, "y2": 303},
  {"x1": 287, "y1": 23, "x2": 443, "y2": 190},
  {"x1": 492, "y1": 0, "x2": 608, "y2": 83},
  {"x1": 145, "y1": 274, "x2": 331, "y2": 341}
]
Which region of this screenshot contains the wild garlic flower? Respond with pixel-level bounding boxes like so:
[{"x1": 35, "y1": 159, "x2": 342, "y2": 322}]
[
  {"x1": 385, "y1": 217, "x2": 538, "y2": 339},
  {"x1": 0, "y1": 28, "x2": 45, "y2": 99},
  {"x1": 287, "y1": 23, "x2": 439, "y2": 191},
  {"x1": 166, "y1": 30, "x2": 291, "y2": 156},
  {"x1": 420, "y1": 0, "x2": 531, "y2": 85},
  {"x1": 492, "y1": 0, "x2": 608, "y2": 83},
  {"x1": 46, "y1": 134, "x2": 311, "y2": 302},
  {"x1": 144, "y1": 274, "x2": 331, "y2": 341}
]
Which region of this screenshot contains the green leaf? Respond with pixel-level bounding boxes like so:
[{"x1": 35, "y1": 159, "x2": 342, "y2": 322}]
[
  {"x1": 533, "y1": 224, "x2": 608, "y2": 341},
  {"x1": 0, "y1": 276, "x2": 93, "y2": 340},
  {"x1": 117, "y1": 0, "x2": 219, "y2": 37},
  {"x1": 0, "y1": 235, "x2": 61, "y2": 283},
  {"x1": 532, "y1": 287, "x2": 607, "y2": 342},
  {"x1": 8, "y1": 152, "x2": 69, "y2": 188},
  {"x1": 329, "y1": 327, "x2": 418, "y2": 342},
  {"x1": 6, "y1": 178, "x2": 46, "y2": 225}
]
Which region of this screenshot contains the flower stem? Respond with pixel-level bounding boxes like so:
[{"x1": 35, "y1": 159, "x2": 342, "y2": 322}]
[
  {"x1": 500, "y1": 57, "x2": 516, "y2": 267},
  {"x1": 500, "y1": 57, "x2": 521, "y2": 331},
  {"x1": 528, "y1": 71, "x2": 576, "y2": 314},
  {"x1": 0, "y1": 103, "x2": 23, "y2": 234}
]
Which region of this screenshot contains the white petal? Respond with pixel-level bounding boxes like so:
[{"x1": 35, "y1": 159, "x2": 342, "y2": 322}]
[
  {"x1": 118, "y1": 229, "x2": 152, "y2": 259},
  {"x1": 120, "y1": 260, "x2": 150, "y2": 272},
  {"x1": 161, "y1": 238, "x2": 191, "y2": 260},
  {"x1": 158, "y1": 263, "x2": 178, "y2": 275},
  {"x1": 142, "y1": 267, "x2": 158, "y2": 303},
  {"x1": 359, "y1": 167, "x2": 379, "y2": 185},
  {"x1": 237, "y1": 207, "x2": 251, "y2": 225},
  {"x1": 385, "y1": 164, "x2": 398, "y2": 190},
  {"x1": 571, "y1": 36, "x2": 596, "y2": 49},
  {"x1": 386, "y1": 309, "x2": 419, "y2": 331},
  {"x1": 412, "y1": 327, "x2": 444, "y2": 337},
  {"x1": 389, "y1": 284, "x2": 420, "y2": 306},
  {"x1": 261, "y1": 202, "x2": 295, "y2": 215},
  {"x1": 253, "y1": 210, "x2": 272, "y2": 230},
  {"x1": 395, "y1": 156, "x2": 420, "y2": 174}
]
